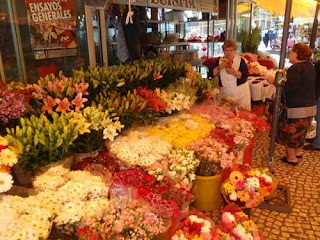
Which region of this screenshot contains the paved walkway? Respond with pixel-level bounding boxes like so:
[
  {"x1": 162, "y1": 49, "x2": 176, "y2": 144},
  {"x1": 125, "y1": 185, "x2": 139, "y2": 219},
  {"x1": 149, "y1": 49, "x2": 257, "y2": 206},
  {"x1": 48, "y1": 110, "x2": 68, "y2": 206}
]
[{"x1": 250, "y1": 133, "x2": 320, "y2": 240}]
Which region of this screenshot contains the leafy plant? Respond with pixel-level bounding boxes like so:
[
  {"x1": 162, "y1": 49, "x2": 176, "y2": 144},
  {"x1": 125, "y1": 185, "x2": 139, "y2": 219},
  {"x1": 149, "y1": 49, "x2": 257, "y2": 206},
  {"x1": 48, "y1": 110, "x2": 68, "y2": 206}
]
[
  {"x1": 5, "y1": 112, "x2": 81, "y2": 172},
  {"x1": 240, "y1": 27, "x2": 260, "y2": 54}
]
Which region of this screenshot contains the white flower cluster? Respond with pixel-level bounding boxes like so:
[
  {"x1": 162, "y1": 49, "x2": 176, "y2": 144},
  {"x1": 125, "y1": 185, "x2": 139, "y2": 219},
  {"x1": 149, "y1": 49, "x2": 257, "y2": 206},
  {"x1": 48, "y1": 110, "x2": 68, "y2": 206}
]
[
  {"x1": 233, "y1": 223, "x2": 254, "y2": 240},
  {"x1": 156, "y1": 89, "x2": 195, "y2": 114},
  {"x1": 0, "y1": 172, "x2": 13, "y2": 193},
  {"x1": 0, "y1": 167, "x2": 112, "y2": 239},
  {"x1": 245, "y1": 177, "x2": 260, "y2": 190},
  {"x1": 188, "y1": 215, "x2": 212, "y2": 233},
  {"x1": 167, "y1": 149, "x2": 199, "y2": 189},
  {"x1": 0, "y1": 198, "x2": 52, "y2": 240},
  {"x1": 110, "y1": 131, "x2": 172, "y2": 167}
]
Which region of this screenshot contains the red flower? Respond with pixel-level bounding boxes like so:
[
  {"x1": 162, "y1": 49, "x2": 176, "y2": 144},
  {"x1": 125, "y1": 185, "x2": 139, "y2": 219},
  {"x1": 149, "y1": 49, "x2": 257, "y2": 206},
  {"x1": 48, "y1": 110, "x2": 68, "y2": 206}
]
[{"x1": 0, "y1": 145, "x2": 6, "y2": 151}]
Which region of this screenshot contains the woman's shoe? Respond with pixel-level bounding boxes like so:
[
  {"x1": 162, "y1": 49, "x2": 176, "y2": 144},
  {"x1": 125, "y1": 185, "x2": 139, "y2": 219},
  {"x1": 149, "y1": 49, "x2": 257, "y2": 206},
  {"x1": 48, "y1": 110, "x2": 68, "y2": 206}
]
[{"x1": 280, "y1": 157, "x2": 298, "y2": 166}]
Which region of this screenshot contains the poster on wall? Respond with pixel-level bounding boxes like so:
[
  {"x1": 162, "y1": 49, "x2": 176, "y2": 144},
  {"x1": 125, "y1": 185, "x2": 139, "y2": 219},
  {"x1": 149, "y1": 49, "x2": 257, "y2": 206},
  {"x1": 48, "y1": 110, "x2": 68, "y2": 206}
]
[{"x1": 24, "y1": 0, "x2": 78, "y2": 59}]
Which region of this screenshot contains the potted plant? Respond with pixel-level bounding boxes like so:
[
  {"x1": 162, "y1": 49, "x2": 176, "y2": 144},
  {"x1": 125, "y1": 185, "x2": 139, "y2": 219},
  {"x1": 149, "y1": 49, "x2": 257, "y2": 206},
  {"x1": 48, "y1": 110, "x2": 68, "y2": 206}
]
[{"x1": 240, "y1": 27, "x2": 260, "y2": 54}]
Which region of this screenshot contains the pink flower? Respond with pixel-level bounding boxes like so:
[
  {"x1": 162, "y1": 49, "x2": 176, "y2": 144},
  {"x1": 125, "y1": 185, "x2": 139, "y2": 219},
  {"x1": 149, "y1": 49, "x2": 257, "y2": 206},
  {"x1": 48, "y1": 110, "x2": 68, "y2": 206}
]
[
  {"x1": 71, "y1": 93, "x2": 88, "y2": 111},
  {"x1": 42, "y1": 96, "x2": 56, "y2": 113},
  {"x1": 153, "y1": 71, "x2": 163, "y2": 80},
  {"x1": 235, "y1": 180, "x2": 245, "y2": 190},
  {"x1": 55, "y1": 98, "x2": 71, "y2": 112}
]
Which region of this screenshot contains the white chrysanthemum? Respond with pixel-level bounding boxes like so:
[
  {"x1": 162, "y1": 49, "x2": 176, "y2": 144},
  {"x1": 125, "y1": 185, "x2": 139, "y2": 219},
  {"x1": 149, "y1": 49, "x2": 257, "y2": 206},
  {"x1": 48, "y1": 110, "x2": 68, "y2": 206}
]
[
  {"x1": 245, "y1": 177, "x2": 261, "y2": 190},
  {"x1": 41, "y1": 164, "x2": 70, "y2": 177},
  {"x1": 33, "y1": 174, "x2": 67, "y2": 191},
  {"x1": 0, "y1": 148, "x2": 18, "y2": 166},
  {"x1": 0, "y1": 172, "x2": 13, "y2": 193}
]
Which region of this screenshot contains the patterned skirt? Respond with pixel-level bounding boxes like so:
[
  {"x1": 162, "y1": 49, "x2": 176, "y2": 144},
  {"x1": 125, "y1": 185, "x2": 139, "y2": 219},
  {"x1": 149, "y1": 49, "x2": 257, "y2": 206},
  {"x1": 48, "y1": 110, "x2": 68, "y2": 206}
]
[{"x1": 277, "y1": 117, "x2": 312, "y2": 148}]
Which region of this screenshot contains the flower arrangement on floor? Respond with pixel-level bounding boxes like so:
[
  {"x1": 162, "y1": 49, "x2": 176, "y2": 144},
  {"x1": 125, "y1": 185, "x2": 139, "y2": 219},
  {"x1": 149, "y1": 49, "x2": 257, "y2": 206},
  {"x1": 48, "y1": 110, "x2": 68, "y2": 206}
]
[
  {"x1": 215, "y1": 204, "x2": 264, "y2": 240},
  {"x1": 169, "y1": 210, "x2": 216, "y2": 240},
  {"x1": 222, "y1": 165, "x2": 277, "y2": 208}
]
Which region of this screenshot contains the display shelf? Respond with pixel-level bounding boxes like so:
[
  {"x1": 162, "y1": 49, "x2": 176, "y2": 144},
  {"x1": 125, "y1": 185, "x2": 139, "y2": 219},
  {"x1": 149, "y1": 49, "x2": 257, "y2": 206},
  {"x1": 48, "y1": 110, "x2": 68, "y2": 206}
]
[{"x1": 150, "y1": 42, "x2": 190, "y2": 48}]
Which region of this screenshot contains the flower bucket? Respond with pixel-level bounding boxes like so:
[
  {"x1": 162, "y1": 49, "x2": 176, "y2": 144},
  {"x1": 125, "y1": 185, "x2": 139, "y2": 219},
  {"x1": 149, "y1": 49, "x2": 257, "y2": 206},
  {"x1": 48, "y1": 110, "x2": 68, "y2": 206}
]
[
  {"x1": 192, "y1": 172, "x2": 222, "y2": 211},
  {"x1": 73, "y1": 150, "x2": 99, "y2": 164},
  {"x1": 36, "y1": 156, "x2": 74, "y2": 175},
  {"x1": 12, "y1": 165, "x2": 33, "y2": 187},
  {"x1": 243, "y1": 136, "x2": 255, "y2": 165}
]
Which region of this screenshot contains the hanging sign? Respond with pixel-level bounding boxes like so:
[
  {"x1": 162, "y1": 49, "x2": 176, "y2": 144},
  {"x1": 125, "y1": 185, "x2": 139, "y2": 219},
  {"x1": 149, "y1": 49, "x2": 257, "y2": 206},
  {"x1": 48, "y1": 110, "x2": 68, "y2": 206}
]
[
  {"x1": 24, "y1": 0, "x2": 78, "y2": 59},
  {"x1": 112, "y1": 0, "x2": 218, "y2": 13},
  {"x1": 148, "y1": 0, "x2": 198, "y2": 11}
]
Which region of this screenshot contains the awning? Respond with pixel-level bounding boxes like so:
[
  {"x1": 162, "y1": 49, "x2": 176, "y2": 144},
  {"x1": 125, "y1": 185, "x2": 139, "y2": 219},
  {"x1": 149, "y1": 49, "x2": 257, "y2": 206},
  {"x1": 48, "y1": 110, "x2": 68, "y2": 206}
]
[{"x1": 255, "y1": 0, "x2": 318, "y2": 18}]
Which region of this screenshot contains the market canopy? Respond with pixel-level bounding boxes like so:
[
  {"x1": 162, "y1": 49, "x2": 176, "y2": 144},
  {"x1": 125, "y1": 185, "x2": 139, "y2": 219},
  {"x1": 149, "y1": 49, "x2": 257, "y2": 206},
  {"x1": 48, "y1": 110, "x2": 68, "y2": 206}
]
[{"x1": 255, "y1": 0, "x2": 318, "y2": 18}]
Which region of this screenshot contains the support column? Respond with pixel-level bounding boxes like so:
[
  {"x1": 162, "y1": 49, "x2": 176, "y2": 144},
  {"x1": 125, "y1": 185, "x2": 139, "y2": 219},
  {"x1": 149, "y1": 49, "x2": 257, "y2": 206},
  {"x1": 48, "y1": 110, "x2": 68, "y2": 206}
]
[{"x1": 310, "y1": 1, "x2": 320, "y2": 50}]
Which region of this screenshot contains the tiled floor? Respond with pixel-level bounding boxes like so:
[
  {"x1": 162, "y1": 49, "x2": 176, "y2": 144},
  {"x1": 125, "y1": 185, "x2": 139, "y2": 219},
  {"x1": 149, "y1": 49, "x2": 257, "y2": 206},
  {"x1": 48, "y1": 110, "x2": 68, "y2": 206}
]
[{"x1": 250, "y1": 133, "x2": 320, "y2": 240}]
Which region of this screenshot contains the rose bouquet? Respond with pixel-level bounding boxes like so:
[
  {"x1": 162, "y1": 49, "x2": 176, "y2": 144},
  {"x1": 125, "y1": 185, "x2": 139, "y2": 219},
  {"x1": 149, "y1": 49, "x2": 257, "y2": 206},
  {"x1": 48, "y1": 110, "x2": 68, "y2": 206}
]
[
  {"x1": 222, "y1": 165, "x2": 277, "y2": 208},
  {"x1": 215, "y1": 204, "x2": 264, "y2": 240},
  {"x1": 169, "y1": 210, "x2": 216, "y2": 240}
]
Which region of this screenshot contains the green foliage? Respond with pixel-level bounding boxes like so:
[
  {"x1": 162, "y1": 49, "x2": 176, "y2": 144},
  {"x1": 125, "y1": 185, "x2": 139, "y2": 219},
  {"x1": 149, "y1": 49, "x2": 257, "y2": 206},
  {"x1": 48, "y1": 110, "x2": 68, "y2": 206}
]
[
  {"x1": 6, "y1": 112, "x2": 80, "y2": 172},
  {"x1": 240, "y1": 27, "x2": 260, "y2": 54}
]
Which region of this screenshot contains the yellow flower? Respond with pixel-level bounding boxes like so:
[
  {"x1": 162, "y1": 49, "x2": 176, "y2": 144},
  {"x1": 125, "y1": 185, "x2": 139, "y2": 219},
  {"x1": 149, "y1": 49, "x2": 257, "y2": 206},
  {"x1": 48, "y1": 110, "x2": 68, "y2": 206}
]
[
  {"x1": 223, "y1": 182, "x2": 235, "y2": 194},
  {"x1": 229, "y1": 171, "x2": 244, "y2": 184},
  {"x1": 0, "y1": 148, "x2": 18, "y2": 167},
  {"x1": 0, "y1": 137, "x2": 8, "y2": 146},
  {"x1": 242, "y1": 220, "x2": 257, "y2": 229}
]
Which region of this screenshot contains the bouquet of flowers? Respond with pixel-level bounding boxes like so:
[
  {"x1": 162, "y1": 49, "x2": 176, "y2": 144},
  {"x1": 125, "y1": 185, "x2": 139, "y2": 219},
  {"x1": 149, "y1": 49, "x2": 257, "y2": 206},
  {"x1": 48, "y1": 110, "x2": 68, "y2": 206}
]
[
  {"x1": 0, "y1": 83, "x2": 32, "y2": 133},
  {"x1": 70, "y1": 105, "x2": 124, "y2": 153},
  {"x1": 188, "y1": 137, "x2": 235, "y2": 176},
  {"x1": 147, "y1": 149, "x2": 199, "y2": 189},
  {"x1": 247, "y1": 62, "x2": 267, "y2": 76},
  {"x1": 169, "y1": 210, "x2": 216, "y2": 240},
  {"x1": 109, "y1": 131, "x2": 172, "y2": 168},
  {"x1": 215, "y1": 204, "x2": 264, "y2": 240},
  {"x1": 29, "y1": 72, "x2": 89, "y2": 113},
  {"x1": 148, "y1": 114, "x2": 214, "y2": 148},
  {"x1": 222, "y1": 165, "x2": 277, "y2": 208}
]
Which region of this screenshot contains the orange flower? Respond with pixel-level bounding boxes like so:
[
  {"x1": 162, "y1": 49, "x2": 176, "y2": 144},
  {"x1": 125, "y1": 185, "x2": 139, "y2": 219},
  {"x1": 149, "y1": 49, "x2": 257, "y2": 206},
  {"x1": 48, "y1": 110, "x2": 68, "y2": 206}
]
[
  {"x1": 55, "y1": 98, "x2": 71, "y2": 112},
  {"x1": 42, "y1": 96, "x2": 56, "y2": 113},
  {"x1": 0, "y1": 165, "x2": 10, "y2": 173},
  {"x1": 71, "y1": 93, "x2": 88, "y2": 111},
  {"x1": 73, "y1": 83, "x2": 89, "y2": 95},
  {"x1": 229, "y1": 171, "x2": 244, "y2": 184},
  {"x1": 153, "y1": 71, "x2": 163, "y2": 80},
  {"x1": 237, "y1": 190, "x2": 250, "y2": 202}
]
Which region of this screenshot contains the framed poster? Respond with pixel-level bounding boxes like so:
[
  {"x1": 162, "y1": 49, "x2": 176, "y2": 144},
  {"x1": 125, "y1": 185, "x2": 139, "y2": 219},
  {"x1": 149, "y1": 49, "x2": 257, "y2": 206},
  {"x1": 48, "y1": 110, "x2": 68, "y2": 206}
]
[{"x1": 24, "y1": 0, "x2": 78, "y2": 59}]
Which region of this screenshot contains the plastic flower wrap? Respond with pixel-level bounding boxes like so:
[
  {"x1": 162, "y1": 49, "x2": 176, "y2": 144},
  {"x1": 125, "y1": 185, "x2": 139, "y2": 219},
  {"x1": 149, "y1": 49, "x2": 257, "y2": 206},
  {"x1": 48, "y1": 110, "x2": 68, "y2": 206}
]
[
  {"x1": 169, "y1": 210, "x2": 216, "y2": 240},
  {"x1": 215, "y1": 204, "x2": 264, "y2": 240},
  {"x1": 222, "y1": 165, "x2": 277, "y2": 208},
  {"x1": 109, "y1": 130, "x2": 172, "y2": 167},
  {"x1": 148, "y1": 114, "x2": 214, "y2": 148}
]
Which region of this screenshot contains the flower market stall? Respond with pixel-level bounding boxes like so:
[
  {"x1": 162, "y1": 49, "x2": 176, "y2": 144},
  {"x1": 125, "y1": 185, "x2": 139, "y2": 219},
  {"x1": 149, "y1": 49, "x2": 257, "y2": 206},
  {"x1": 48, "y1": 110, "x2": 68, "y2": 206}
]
[{"x1": 0, "y1": 59, "x2": 272, "y2": 240}]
